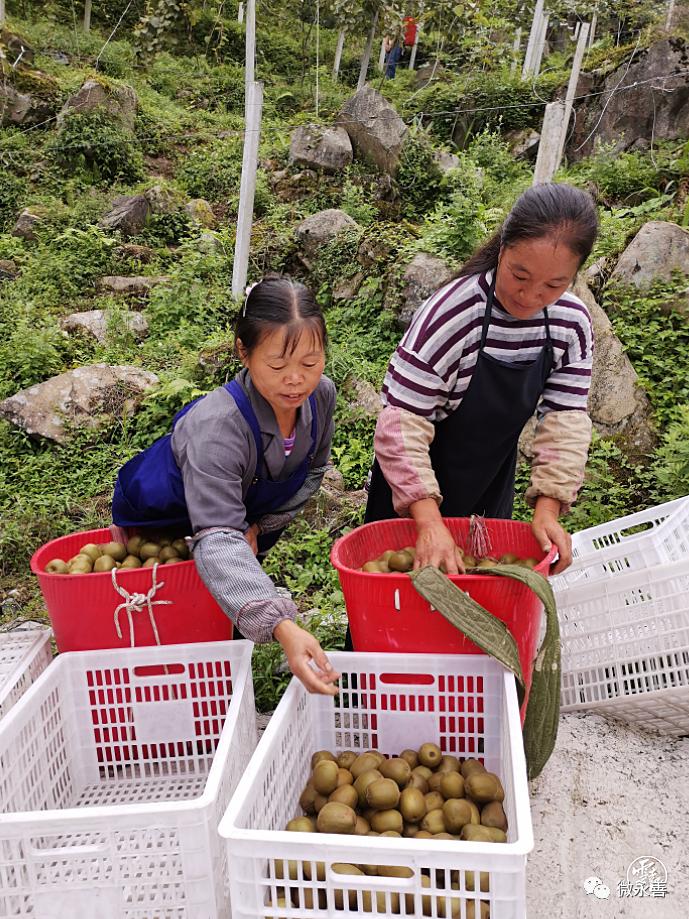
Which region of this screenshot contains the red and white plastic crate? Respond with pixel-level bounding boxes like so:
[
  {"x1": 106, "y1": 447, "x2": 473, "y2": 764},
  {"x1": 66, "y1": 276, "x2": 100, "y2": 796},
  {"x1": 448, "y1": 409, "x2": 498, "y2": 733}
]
[
  {"x1": 0, "y1": 625, "x2": 52, "y2": 721},
  {"x1": 0, "y1": 639, "x2": 256, "y2": 919},
  {"x1": 557, "y1": 555, "x2": 689, "y2": 733},
  {"x1": 219, "y1": 651, "x2": 532, "y2": 919},
  {"x1": 551, "y1": 496, "x2": 689, "y2": 591}
]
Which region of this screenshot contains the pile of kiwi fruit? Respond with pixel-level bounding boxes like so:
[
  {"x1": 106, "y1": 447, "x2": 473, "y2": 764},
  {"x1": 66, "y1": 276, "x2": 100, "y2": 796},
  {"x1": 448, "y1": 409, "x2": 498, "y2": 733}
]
[
  {"x1": 361, "y1": 545, "x2": 538, "y2": 575},
  {"x1": 270, "y1": 743, "x2": 507, "y2": 916},
  {"x1": 43, "y1": 534, "x2": 190, "y2": 575}
]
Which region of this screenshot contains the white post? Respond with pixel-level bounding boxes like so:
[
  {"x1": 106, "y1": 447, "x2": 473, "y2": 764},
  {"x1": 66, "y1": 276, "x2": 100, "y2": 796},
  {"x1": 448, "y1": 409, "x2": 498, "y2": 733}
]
[
  {"x1": 522, "y1": 0, "x2": 544, "y2": 77},
  {"x1": 244, "y1": 0, "x2": 255, "y2": 113},
  {"x1": 588, "y1": 12, "x2": 597, "y2": 47},
  {"x1": 556, "y1": 20, "x2": 590, "y2": 165},
  {"x1": 83, "y1": 0, "x2": 92, "y2": 32},
  {"x1": 238, "y1": 2, "x2": 244, "y2": 23},
  {"x1": 358, "y1": 8, "x2": 379, "y2": 91},
  {"x1": 378, "y1": 36, "x2": 387, "y2": 72},
  {"x1": 573, "y1": 20, "x2": 581, "y2": 40},
  {"x1": 532, "y1": 13, "x2": 549, "y2": 76},
  {"x1": 0, "y1": 0, "x2": 6, "y2": 25},
  {"x1": 666, "y1": 0, "x2": 676, "y2": 29},
  {"x1": 409, "y1": 25, "x2": 420, "y2": 69},
  {"x1": 533, "y1": 101, "x2": 566, "y2": 184},
  {"x1": 510, "y1": 27, "x2": 522, "y2": 75},
  {"x1": 333, "y1": 28, "x2": 345, "y2": 78},
  {"x1": 232, "y1": 81, "x2": 264, "y2": 299}
]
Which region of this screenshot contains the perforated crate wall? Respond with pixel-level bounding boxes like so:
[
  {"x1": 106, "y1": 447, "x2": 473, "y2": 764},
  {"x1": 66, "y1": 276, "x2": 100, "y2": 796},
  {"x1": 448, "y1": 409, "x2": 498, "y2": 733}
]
[
  {"x1": 220, "y1": 652, "x2": 532, "y2": 919},
  {"x1": 558, "y1": 557, "x2": 689, "y2": 733},
  {"x1": 0, "y1": 627, "x2": 52, "y2": 721},
  {"x1": 0, "y1": 640, "x2": 256, "y2": 918}
]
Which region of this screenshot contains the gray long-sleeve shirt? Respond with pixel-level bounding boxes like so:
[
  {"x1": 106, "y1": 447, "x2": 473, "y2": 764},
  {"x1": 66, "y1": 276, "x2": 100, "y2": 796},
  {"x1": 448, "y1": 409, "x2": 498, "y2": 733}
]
[{"x1": 171, "y1": 369, "x2": 336, "y2": 642}]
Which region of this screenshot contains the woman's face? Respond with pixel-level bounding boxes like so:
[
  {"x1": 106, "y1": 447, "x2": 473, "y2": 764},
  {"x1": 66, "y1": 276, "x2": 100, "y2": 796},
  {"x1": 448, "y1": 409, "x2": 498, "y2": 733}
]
[
  {"x1": 495, "y1": 237, "x2": 581, "y2": 319},
  {"x1": 237, "y1": 325, "x2": 325, "y2": 417}
]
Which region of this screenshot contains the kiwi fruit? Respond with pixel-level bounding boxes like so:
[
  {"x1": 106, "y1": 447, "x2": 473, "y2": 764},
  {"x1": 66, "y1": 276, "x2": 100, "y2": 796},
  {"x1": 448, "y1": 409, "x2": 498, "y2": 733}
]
[
  {"x1": 336, "y1": 767, "x2": 354, "y2": 787},
  {"x1": 350, "y1": 753, "x2": 381, "y2": 779},
  {"x1": 362, "y1": 561, "x2": 385, "y2": 573},
  {"x1": 45, "y1": 559, "x2": 69, "y2": 574},
  {"x1": 312, "y1": 760, "x2": 339, "y2": 795},
  {"x1": 420, "y1": 808, "x2": 445, "y2": 835},
  {"x1": 476, "y1": 558, "x2": 498, "y2": 569},
  {"x1": 353, "y1": 769, "x2": 383, "y2": 808},
  {"x1": 427, "y1": 771, "x2": 444, "y2": 793},
  {"x1": 465, "y1": 772, "x2": 501, "y2": 804},
  {"x1": 101, "y1": 541, "x2": 127, "y2": 562},
  {"x1": 499, "y1": 552, "x2": 519, "y2": 565},
  {"x1": 424, "y1": 791, "x2": 444, "y2": 813},
  {"x1": 465, "y1": 870, "x2": 490, "y2": 892},
  {"x1": 79, "y1": 543, "x2": 103, "y2": 562},
  {"x1": 438, "y1": 754, "x2": 461, "y2": 773},
  {"x1": 440, "y1": 772, "x2": 465, "y2": 800},
  {"x1": 407, "y1": 771, "x2": 429, "y2": 794},
  {"x1": 120, "y1": 555, "x2": 142, "y2": 569},
  {"x1": 286, "y1": 816, "x2": 316, "y2": 832},
  {"x1": 171, "y1": 538, "x2": 190, "y2": 559},
  {"x1": 370, "y1": 809, "x2": 403, "y2": 834},
  {"x1": 93, "y1": 555, "x2": 117, "y2": 573},
  {"x1": 418, "y1": 742, "x2": 442, "y2": 768},
  {"x1": 126, "y1": 535, "x2": 144, "y2": 556},
  {"x1": 313, "y1": 793, "x2": 328, "y2": 813},
  {"x1": 442, "y1": 798, "x2": 473, "y2": 833},
  {"x1": 159, "y1": 546, "x2": 180, "y2": 562},
  {"x1": 332, "y1": 864, "x2": 363, "y2": 910},
  {"x1": 366, "y1": 778, "x2": 400, "y2": 810},
  {"x1": 353, "y1": 815, "x2": 370, "y2": 836},
  {"x1": 139, "y1": 542, "x2": 161, "y2": 561},
  {"x1": 460, "y1": 758, "x2": 486, "y2": 779},
  {"x1": 466, "y1": 902, "x2": 491, "y2": 919},
  {"x1": 316, "y1": 802, "x2": 357, "y2": 834},
  {"x1": 311, "y1": 750, "x2": 337, "y2": 769},
  {"x1": 463, "y1": 554, "x2": 477, "y2": 568},
  {"x1": 299, "y1": 783, "x2": 317, "y2": 815},
  {"x1": 388, "y1": 550, "x2": 414, "y2": 573},
  {"x1": 142, "y1": 557, "x2": 158, "y2": 568},
  {"x1": 329, "y1": 784, "x2": 359, "y2": 809},
  {"x1": 523, "y1": 557, "x2": 538, "y2": 569},
  {"x1": 399, "y1": 787, "x2": 426, "y2": 823},
  {"x1": 399, "y1": 749, "x2": 419, "y2": 769},
  {"x1": 337, "y1": 751, "x2": 357, "y2": 770},
  {"x1": 379, "y1": 757, "x2": 412, "y2": 788},
  {"x1": 481, "y1": 801, "x2": 508, "y2": 831}
]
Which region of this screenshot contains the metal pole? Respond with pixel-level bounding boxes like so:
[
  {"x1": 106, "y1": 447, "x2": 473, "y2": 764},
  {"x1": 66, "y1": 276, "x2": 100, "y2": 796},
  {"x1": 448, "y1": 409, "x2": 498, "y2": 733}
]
[
  {"x1": 378, "y1": 36, "x2": 387, "y2": 72},
  {"x1": 522, "y1": 0, "x2": 544, "y2": 77},
  {"x1": 0, "y1": 1, "x2": 6, "y2": 25},
  {"x1": 333, "y1": 28, "x2": 345, "y2": 78},
  {"x1": 533, "y1": 101, "x2": 566, "y2": 184},
  {"x1": 588, "y1": 12, "x2": 597, "y2": 47},
  {"x1": 232, "y1": 81, "x2": 264, "y2": 299},
  {"x1": 83, "y1": 0, "x2": 92, "y2": 32},
  {"x1": 532, "y1": 13, "x2": 549, "y2": 76},
  {"x1": 409, "y1": 26, "x2": 420, "y2": 69},
  {"x1": 666, "y1": 0, "x2": 676, "y2": 29},
  {"x1": 556, "y1": 20, "x2": 590, "y2": 166},
  {"x1": 358, "y1": 8, "x2": 379, "y2": 91},
  {"x1": 245, "y1": 0, "x2": 255, "y2": 114},
  {"x1": 238, "y1": 2, "x2": 244, "y2": 24}
]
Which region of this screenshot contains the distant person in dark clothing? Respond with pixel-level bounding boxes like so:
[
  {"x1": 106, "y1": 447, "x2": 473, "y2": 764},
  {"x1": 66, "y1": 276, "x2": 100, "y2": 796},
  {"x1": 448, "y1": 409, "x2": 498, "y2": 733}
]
[{"x1": 384, "y1": 35, "x2": 402, "y2": 78}]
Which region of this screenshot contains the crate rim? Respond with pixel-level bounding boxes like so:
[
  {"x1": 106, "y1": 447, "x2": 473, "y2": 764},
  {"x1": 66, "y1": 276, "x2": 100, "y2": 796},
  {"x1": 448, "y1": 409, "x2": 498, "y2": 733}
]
[
  {"x1": 219, "y1": 650, "x2": 534, "y2": 858},
  {"x1": 555, "y1": 554, "x2": 689, "y2": 606},
  {"x1": 0, "y1": 626, "x2": 52, "y2": 710},
  {"x1": 0, "y1": 639, "x2": 253, "y2": 828},
  {"x1": 330, "y1": 517, "x2": 557, "y2": 579}
]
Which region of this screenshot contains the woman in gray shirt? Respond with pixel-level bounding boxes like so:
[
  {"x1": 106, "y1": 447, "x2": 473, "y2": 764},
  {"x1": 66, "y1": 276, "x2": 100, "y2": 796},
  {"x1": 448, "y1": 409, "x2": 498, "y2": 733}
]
[{"x1": 113, "y1": 277, "x2": 339, "y2": 695}]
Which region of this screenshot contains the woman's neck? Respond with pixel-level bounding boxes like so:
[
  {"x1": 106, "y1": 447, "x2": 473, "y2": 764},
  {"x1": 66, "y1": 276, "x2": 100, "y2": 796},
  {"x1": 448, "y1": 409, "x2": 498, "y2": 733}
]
[{"x1": 274, "y1": 407, "x2": 297, "y2": 440}]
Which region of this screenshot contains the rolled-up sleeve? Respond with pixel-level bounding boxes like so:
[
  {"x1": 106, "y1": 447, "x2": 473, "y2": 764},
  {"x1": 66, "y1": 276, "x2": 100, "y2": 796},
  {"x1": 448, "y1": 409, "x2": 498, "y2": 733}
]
[{"x1": 524, "y1": 409, "x2": 593, "y2": 512}]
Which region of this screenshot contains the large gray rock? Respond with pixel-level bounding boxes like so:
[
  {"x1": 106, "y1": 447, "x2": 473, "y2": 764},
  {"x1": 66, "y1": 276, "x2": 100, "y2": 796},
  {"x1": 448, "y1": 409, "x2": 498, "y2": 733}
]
[
  {"x1": 60, "y1": 79, "x2": 138, "y2": 132},
  {"x1": 289, "y1": 123, "x2": 353, "y2": 173},
  {"x1": 569, "y1": 39, "x2": 689, "y2": 159},
  {"x1": 528, "y1": 712, "x2": 689, "y2": 919},
  {"x1": 302, "y1": 466, "x2": 368, "y2": 529},
  {"x1": 520, "y1": 279, "x2": 655, "y2": 458},
  {"x1": 506, "y1": 127, "x2": 541, "y2": 161},
  {"x1": 12, "y1": 209, "x2": 42, "y2": 241},
  {"x1": 97, "y1": 275, "x2": 170, "y2": 300},
  {"x1": 114, "y1": 243, "x2": 156, "y2": 263},
  {"x1": 143, "y1": 183, "x2": 180, "y2": 215},
  {"x1": 393, "y1": 252, "x2": 455, "y2": 329},
  {"x1": 0, "y1": 364, "x2": 158, "y2": 444},
  {"x1": 295, "y1": 209, "x2": 360, "y2": 262},
  {"x1": 432, "y1": 149, "x2": 460, "y2": 173},
  {"x1": 184, "y1": 198, "x2": 216, "y2": 228},
  {"x1": 0, "y1": 83, "x2": 45, "y2": 126},
  {"x1": 338, "y1": 87, "x2": 408, "y2": 175},
  {"x1": 343, "y1": 376, "x2": 382, "y2": 419},
  {"x1": 60, "y1": 310, "x2": 149, "y2": 344},
  {"x1": 611, "y1": 221, "x2": 689, "y2": 288},
  {"x1": 99, "y1": 195, "x2": 151, "y2": 237}
]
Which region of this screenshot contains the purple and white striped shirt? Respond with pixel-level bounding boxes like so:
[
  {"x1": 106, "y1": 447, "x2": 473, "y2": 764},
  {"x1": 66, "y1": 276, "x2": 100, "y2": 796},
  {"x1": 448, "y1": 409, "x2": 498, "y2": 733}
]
[{"x1": 382, "y1": 270, "x2": 593, "y2": 421}]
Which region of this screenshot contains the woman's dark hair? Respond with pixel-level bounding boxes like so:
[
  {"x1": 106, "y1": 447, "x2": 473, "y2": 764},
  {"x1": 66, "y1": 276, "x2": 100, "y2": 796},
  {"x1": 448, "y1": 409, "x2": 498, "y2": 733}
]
[
  {"x1": 234, "y1": 275, "x2": 327, "y2": 357},
  {"x1": 459, "y1": 183, "x2": 599, "y2": 278}
]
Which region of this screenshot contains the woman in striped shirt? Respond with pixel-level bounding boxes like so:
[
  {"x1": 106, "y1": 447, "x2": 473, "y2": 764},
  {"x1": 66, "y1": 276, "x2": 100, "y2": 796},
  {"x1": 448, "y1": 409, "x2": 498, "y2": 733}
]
[{"x1": 366, "y1": 183, "x2": 598, "y2": 576}]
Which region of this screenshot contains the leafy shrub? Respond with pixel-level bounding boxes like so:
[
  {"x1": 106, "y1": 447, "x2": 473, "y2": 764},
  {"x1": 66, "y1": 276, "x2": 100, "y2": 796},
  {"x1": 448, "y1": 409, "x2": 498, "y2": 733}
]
[
  {"x1": 48, "y1": 111, "x2": 144, "y2": 185},
  {"x1": 340, "y1": 179, "x2": 377, "y2": 225},
  {"x1": 565, "y1": 145, "x2": 679, "y2": 204},
  {"x1": 176, "y1": 137, "x2": 244, "y2": 200},
  {"x1": 396, "y1": 131, "x2": 443, "y2": 217},
  {"x1": 0, "y1": 318, "x2": 64, "y2": 398},
  {"x1": 0, "y1": 170, "x2": 26, "y2": 231},
  {"x1": 653, "y1": 405, "x2": 689, "y2": 500}
]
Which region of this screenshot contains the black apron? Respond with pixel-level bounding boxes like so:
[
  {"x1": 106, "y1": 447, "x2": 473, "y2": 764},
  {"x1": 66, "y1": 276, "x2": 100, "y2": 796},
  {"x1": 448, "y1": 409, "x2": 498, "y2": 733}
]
[{"x1": 347, "y1": 272, "x2": 554, "y2": 648}]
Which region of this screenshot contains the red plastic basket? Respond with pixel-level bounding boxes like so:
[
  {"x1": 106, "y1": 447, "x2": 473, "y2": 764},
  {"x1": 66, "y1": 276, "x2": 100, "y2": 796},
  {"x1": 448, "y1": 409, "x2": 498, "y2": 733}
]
[
  {"x1": 31, "y1": 528, "x2": 232, "y2": 652},
  {"x1": 331, "y1": 518, "x2": 556, "y2": 712}
]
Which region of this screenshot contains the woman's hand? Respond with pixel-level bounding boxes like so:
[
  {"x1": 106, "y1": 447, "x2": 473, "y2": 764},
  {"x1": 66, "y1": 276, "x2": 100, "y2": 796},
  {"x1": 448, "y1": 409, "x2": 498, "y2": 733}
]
[
  {"x1": 532, "y1": 495, "x2": 571, "y2": 574},
  {"x1": 409, "y1": 498, "x2": 464, "y2": 574},
  {"x1": 244, "y1": 523, "x2": 260, "y2": 556},
  {"x1": 273, "y1": 620, "x2": 340, "y2": 695}
]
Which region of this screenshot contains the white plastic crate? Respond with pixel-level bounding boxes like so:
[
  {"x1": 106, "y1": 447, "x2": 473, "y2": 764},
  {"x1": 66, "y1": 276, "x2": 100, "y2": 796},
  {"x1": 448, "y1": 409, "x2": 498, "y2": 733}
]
[
  {"x1": 558, "y1": 555, "x2": 689, "y2": 732},
  {"x1": 0, "y1": 625, "x2": 52, "y2": 721},
  {"x1": 0, "y1": 639, "x2": 256, "y2": 919},
  {"x1": 219, "y1": 652, "x2": 532, "y2": 919},
  {"x1": 551, "y1": 496, "x2": 689, "y2": 591}
]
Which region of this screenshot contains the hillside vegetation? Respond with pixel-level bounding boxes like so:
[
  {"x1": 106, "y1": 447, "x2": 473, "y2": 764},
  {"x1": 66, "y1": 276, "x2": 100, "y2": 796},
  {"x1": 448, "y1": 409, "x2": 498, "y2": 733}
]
[{"x1": 1, "y1": 0, "x2": 688, "y2": 708}]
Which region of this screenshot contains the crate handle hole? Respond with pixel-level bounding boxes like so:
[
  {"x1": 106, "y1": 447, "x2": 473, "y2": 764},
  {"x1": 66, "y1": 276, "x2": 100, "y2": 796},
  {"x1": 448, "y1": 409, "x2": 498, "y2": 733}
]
[
  {"x1": 378, "y1": 673, "x2": 434, "y2": 686},
  {"x1": 133, "y1": 663, "x2": 185, "y2": 678}
]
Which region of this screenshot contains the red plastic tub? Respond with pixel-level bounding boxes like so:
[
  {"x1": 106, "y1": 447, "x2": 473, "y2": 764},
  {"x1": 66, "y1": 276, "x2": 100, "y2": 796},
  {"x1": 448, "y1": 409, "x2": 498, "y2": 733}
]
[
  {"x1": 31, "y1": 528, "x2": 232, "y2": 652},
  {"x1": 331, "y1": 518, "x2": 556, "y2": 712}
]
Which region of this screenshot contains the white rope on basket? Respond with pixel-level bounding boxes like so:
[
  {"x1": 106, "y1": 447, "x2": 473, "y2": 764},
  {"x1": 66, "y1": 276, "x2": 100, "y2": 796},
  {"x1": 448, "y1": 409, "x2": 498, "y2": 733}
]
[{"x1": 111, "y1": 564, "x2": 172, "y2": 647}]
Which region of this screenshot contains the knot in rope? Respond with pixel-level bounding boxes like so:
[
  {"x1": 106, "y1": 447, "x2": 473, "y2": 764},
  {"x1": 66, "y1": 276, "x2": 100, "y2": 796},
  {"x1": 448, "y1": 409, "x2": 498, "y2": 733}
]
[{"x1": 111, "y1": 564, "x2": 172, "y2": 647}]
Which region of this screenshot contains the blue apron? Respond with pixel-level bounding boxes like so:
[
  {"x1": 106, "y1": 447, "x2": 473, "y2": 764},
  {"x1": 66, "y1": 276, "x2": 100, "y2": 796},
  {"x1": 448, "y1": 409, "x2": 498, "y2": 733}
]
[{"x1": 113, "y1": 380, "x2": 317, "y2": 551}]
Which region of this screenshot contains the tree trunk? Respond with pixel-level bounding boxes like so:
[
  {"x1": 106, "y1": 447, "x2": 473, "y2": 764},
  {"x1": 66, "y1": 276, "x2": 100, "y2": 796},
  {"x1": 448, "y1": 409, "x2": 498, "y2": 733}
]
[
  {"x1": 333, "y1": 28, "x2": 345, "y2": 78},
  {"x1": 357, "y1": 9, "x2": 379, "y2": 91}
]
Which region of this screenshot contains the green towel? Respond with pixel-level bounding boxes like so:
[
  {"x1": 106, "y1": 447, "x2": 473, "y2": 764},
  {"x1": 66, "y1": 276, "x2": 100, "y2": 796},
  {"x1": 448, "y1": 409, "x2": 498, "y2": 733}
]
[{"x1": 409, "y1": 565, "x2": 560, "y2": 780}]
